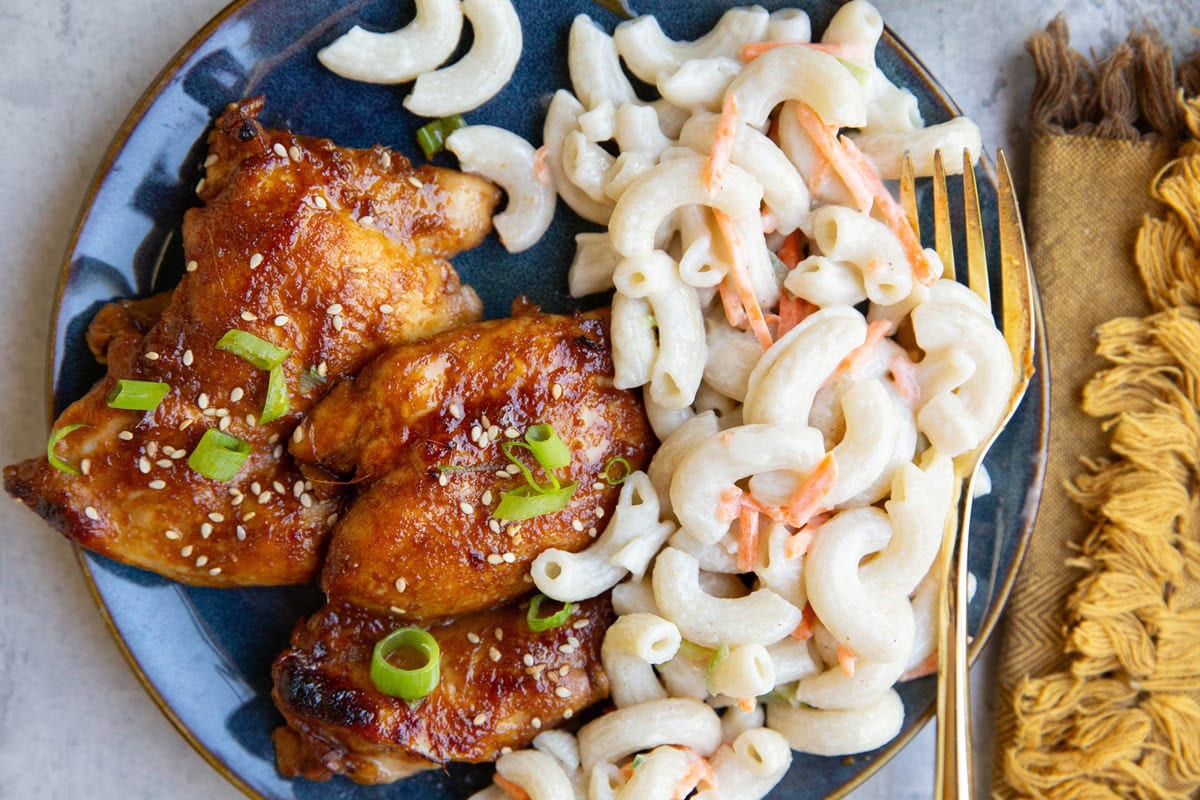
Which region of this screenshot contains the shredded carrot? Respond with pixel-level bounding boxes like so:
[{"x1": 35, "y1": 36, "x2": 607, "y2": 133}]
[
  {"x1": 713, "y1": 208, "x2": 773, "y2": 349},
  {"x1": 837, "y1": 644, "x2": 857, "y2": 677},
  {"x1": 718, "y1": 279, "x2": 749, "y2": 329},
  {"x1": 741, "y1": 40, "x2": 873, "y2": 64},
  {"x1": 837, "y1": 319, "x2": 890, "y2": 378},
  {"x1": 777, "y1": 295, "x2": 816, "y2": 338},
  {"x1": 705, "y1": 93, "x2": 739, "y2": 197},
  {"x1": 898, "y1": 650, "x2": 938, "y2": 682},
  {"x1": 494, "y1": 774, "x2": 531, "y2": 800},
  {"x1": 782, "y1": 453, "x2": 837, "y2": 528},
  {"x1": 792, "y1": 103, "x2": 873, "y2": 213},
  {"x1": 716, "y1": 486, "x2": 744, "y2": 523},
  {"x1": 737, "y1": 696, "x2": 757, "y2": 712},
  {"x1": 673, "y1": 751, "x2": 718, "y2": 799},
  {"x1": 863, "y1": 257, "x2": 885, "y2": 276},
  {"x1": 839, "y1": 136, "x2": 935, "y2": 285},
  {"x1": 736, "y1": 506, "x2": 760, "y2": 572},
  {"x1": 777, "y1": 231, "x2": 803, "y2": 269},
  {"x1": 791, "y1": 603, "x2": 817, "y2": 641},
  {"x1": 533, "y1": 144, "x2": 550, "y2": 185},
  {"x1": 888, "y1": 352, "x2": 921, "y2": 405},
  {"x1": 783, "y1": 527, "x2": 815, "y2": 560}
]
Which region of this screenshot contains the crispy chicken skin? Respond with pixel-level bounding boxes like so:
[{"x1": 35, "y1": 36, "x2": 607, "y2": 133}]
[
  {"x1": 4, "y1": 97, "x2": 498, "y2": 586},
  {"x1": 85, "y1": 292, "x2": 173, "y2": 364},
  {"x1": 272, "y1": 596, "x2": 614, "y2": 784},
  {"x1": 290, "y1": 307, "x2": 656, "y2": 619}
]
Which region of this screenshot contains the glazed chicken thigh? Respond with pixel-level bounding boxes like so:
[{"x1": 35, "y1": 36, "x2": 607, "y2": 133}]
[{"x1": 4, "y1": 97, "x2": 498, "y2": 586}]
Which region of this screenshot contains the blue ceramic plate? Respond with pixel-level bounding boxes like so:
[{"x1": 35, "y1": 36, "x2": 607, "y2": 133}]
[{"x1": 49, "y1": 1, "x2": 1048, "y2": 798}]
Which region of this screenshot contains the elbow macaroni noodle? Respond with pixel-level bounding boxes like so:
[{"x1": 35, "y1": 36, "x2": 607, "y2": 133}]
[{"x1": 465, "y1": 3, "x2": 1015, "y2": 796}]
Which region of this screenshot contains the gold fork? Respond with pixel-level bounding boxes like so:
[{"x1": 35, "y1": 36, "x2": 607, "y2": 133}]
[{"x1": 899, "y1": 149, "x2": 1036, "y2": 799}]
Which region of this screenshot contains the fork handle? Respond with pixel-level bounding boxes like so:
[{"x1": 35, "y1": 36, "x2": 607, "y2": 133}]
[{"x1": 935, "y1": 478, "x2": 974, "y2": 799}]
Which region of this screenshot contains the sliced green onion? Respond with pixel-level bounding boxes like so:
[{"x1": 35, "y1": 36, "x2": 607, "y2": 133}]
[
  {"x1": 705, "y1": 644, "x2": 730, "y2": 695},
  {"x1": 258, "y1": 365, "x2": 290, "y2": 425},
  {"x1": 525, "y1": 424, "x2": 571, "y2": 470},
  {"x1": 495, "y1": 482, "x2": 577, "y2": 521},
  {"x1": 837, "y1": 57, "x2": 873, "y2": 85},
  {"x1": 768, "y1": 251, "x2": 790, "y2": 282},
  {"x1": 215, "y1": 329, "x2": 290, "y2": 370},
  {"x1": 416, "y1": 114, "x2": 466, "y2": 159},
  {"x1": 187, "y1": 429, "x2": 251, "y2": 481},
  {"x1": 677, "y1": 641, "x2": 716, "y2": 662},
  {"x1": 632, "y1": 754, "x2": 647, "y2": 769},
  {"x1": 603, "y1": 456, "x2": 633, "y2": 486},
  {"x1": 47, "y1": 423, "x2": 91, "y2": 475},
  {"x1": 370, "y1": 627, "x2": 440, "y2": 701},
  {"x1": 298, "y1": 365, "x2": 327, "y2": 393},
  {"x1": 106, "y1": 379, "x2": 170, "y2": 411},
  {"x1": 526, "y1": 593, "x2": 574, "y2": 632},
  {"x1": 501, "y1": 441, "x2": 559, "y2": 494}
]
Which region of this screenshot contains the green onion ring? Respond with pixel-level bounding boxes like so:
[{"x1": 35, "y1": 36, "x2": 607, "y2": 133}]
[
  {"x1": 494, "y1": 482, "x2": 577, "y2": 521},
  {"x1": 603, "y1": 456, "x2": 633, "y2": 486},
  {"x1": 46, "y1": 423, "x2": 91, "y2": 475},
  {"x1": 526, "y1": 593, "x2": 574, "y2": 632},
  {"x1": 370, "y1": 627, "x2": 440, "y2": 701},
  {"x1": 187, "y1": 429, "x2": 251, "y2": 481},
  {"x1": 524, "y1": 423, "x2": 571, "y2": 470},
  {"x1": 215, "y1": 329, "x2": 290, "y2": 371},
  {"x1": 258, "y1": 365, "x2": 290, "y2": 425},
  {"x1": 106, "y1": 379, "x2": 171, "y2": 411}
]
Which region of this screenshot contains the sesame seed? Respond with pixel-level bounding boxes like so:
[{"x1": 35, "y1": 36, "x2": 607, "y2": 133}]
[
  {"x1": 243, "y1": 511, "x2": 257, "y2": 521},
  {"x1": 314, "y1": 195, "x2": 327, "y2": 210},
  {"x1": 592, "y1": 482, "x2": 606, "y2": 491},
  {"x1": 379, "y1": 304, "x2": 393, "y2": 314},
  {"x1": 571, "y1": 519, "x2": 584, "y2": 532},
  {"x1": 360, "y1": 215, "x2": 375, "y2": 226},
  {"x1": 232, "y1": 494, "x2": 244, "y2": 506},
  {"x1": 573, "y1": 619, "x2": 588, "y2": 629},
  {"x1": 564, "y1": 709, "x2": 574, "y2": 719},
  {"x1": 568, "y1": 636, "x2": 580, "y2": 648},
  {"x1": 481, "y1": 415, "x2": 491, "y2": 429},
  {"x1": 293, "y1": 481, "x2": 304, "y2": 497},
  {"x1": 488, "y1": 647, "x2": 501, "y2": 662},
  {"x1": 351, "y1": 266, "x2": 368, "y2": 274},
  {"x1": 300, "y1": 493, "x2": 312, "y2": 508},
  {"x1": 181, "y1": 350, "x2": 194, "y2": 367},
  {"x1": 138, "y1": 457, "x2": 151, "y2": 474},
  {"x1": 559, "y1": 665, "x2": 570, "y2": 676},
  {"x1": 501, "y1": 747, "x2": 513, "y2": 755},
  {"x1": 271, "y1": 444, "x2": 282, "y2": 459},
  {"x1": 522, "y1": 654, "x2": 534, "y2": 667},
  {"x1": 273, "y1": 481, "x2": 286, "y2": 494},
  {"x1": 186, "y1": 261, "x2": 198, "y2": 273},
  {"x1": 236, "y1": 526, "x2": 247, "y2": 540},
  {"x1": 380, "y1": 152, "x2": 392, "y2": 169},
  {"x1": 495, "y1": 470, "x2": 510, "y2": 479},
  {"x1": 165, "y1": 529, "x2": 181, "y2": 541},
  {"x1": 149, "y1": 480, "x2": 166, "y2": 490},
  {"x1": 502, "y1": 552, "x2": 516, "y2": 563},
  {"x1": 249, "y1": 252, "x2": 264, "y2": 269},
  {"x1": 268, "y1": 434, "x2": 280, "y2": 444},
  {"x1": 195, "y1": 555, "x2": 209, "y2": 568},
  {"x1": 438, "y1": 474, "x2": 449, "y2": 487},
  {"x1": 408, "y1": 176, "x2": 423, "y2": 189},
  {"x1": 200, "y1": 523, "x2": 213, "y2": 538},
  {"x1": 317, "y1": 361, "x2": 328, "y2": 377},
  {"x1": 195, "y1": 178, "x2": 206, "y2": 193},
  {"x1": 494, "y1": 628, "x2": 504, "y2": 641},
  {"x1": 389, "y1": 606, "x2": 405, "y2": 615},
  {"x1": 180, "y1": 545, "x2": 194, "y2": 557},
  {"x1": 144, "y1": 351, "x2": 160, "y2": 361},
  {"x1": 146, "y1": 442, "x2": 158, "y2": 458},
  {"x1": 588, "y1": 527, "x2": 598, "y2": 537},
  {"x1": 488, "y1": 519, "x2": 501, "y2": 534},
  {"x1": 504, "y1": 427, "x2": 520, "y2": 439},
  {"x1": 230, "y1": 387, "x2": 244, "y2": 402},
  {"x1": 208, "y1": 512, "x2": 225, "y2": 523},
  {"x1": 594, "y1": 507, "x2": 605, "y2": 519},
  {"x1": 202, "y1": 408, "x2": 218, "y2": 417},
  {"x1": 118, "y1": 431, "x2": 134, "y2": 441},
  {"x1": 208, "y1": 567, "x2": 222, "y2": 576},
  {"x1": 482, "y1": 490, "x2": 493, "y2": 506},
  {"x1": 460, "y1": 502, "x2": 474, "y2": 515},
  {"x1": 156, "y1": 459, "x2": 172, "y2": 468},
  {"x1": 487, "y1": 425, "x2": 500, "y2": 440},
  {"x1": 218, "y1": 416, "x2": 231, "y2": 431},
  {"x1": 555, "y1": 687, "x2": 571, "y2": 698},
  {"x1": 251, "y1": 482, "x2": 262, "y2": 495},
  {"x1": 84, "y1": 506, "x2": 99, "y2": 520},
  {"x1": 326, "y1": 303, "x2": 343, "y2": 316},
  {"x1": 467, "y1": 632, "x2": 481, "y2": 644},
  {"x1": 292, "y1": 427, "x2": 305, "y2": 443},
  {"x1": 273, "y1": 143, "x2": 287, "y2": 158},
  {"x1": 531, "y1": 717, "x2": 542, "y2": 729},
  {"x1": 395, "y1": 578, "x2": 408, "y2": 593},
  {"x1": 241, "y1": 311, "x2": 257, "y2": 321},
  {"x1": 204, "y1": 154, "x2": 218, "y2": 167},
  {"x1": 551, "y1": 383, "x2": 563, "y2": 399},
  {"x1": 258, "y1": 491, "x2": 272, "y2": 503},
  {"x1": 288, "y1": 145, "x2": 301, "y2": 161},
  {"x1": 332, "y1": 316, "x2": 343, "y2": 331},
  {"x1": 449, "y1": 402, "x2": 464, "y2": 419},
  {"x1": 179, "y1": 419, "x2": 194, "y2": 431},
  {"x1": 471, "y1": 425, "x2": 483, "y2": 441},
  {"x1": 506, "y1": 464, "x2": 521, "y2": 475},
  {"x1": 487, "y1": 554, "x2": 503, "y2": 565},
  {"x1": 198, "y1": 393, "x2": 209, "y2": 409},
  {"x1": 472, "y1": 713, "x2": 488, "y2": 726},
  {"x1": 273, "y1": 315, "x2": 289, "y2": 326}
]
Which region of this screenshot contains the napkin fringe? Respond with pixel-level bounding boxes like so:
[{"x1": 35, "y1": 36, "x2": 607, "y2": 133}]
[
  {"x1": 1028, "y1": 16, "x2": 1198, "y2": 141},
  {"x1": 1004, "y1": 134, "x2": 1200, "y2": 798}
]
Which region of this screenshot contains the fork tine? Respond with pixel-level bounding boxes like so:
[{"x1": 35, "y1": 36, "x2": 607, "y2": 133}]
[
  {"x1": 997, "y1": 149, "x2": 1036, "y2": 386},
  {"x1": 932, "y1": 150, "x2": 955, "y2": 281},
  {"x1": 900, "y1": 152, "x2": 920, "y2": 240},
  {"x1": 962, "y1": 149, "x2": 990, "y2": 309}
]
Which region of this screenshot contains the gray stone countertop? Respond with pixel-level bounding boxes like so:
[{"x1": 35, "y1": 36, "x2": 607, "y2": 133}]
[{"x1": 0, "y1": 1, "x2": 1193, "y2": 797}]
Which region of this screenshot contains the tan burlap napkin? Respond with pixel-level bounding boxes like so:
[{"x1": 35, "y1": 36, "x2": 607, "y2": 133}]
[{"x1": 993, "y1": 18, "x2": 1200, "y2": 799}]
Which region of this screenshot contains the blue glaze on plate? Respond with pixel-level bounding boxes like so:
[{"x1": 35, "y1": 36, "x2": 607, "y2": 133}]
[{"x1": 51, "y1": 1, "x2": 1048, "y2": 798}]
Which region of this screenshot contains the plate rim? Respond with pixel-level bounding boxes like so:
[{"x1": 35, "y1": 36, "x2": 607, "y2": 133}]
[{"x1": 41, "y1": 1, "x2": 1051, "y2": 798}]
